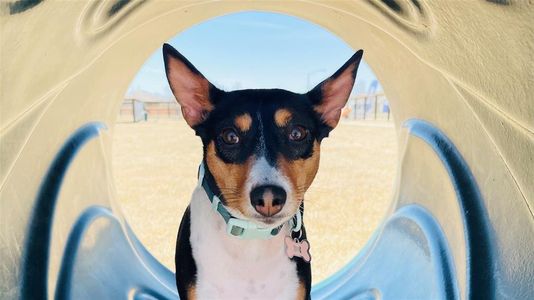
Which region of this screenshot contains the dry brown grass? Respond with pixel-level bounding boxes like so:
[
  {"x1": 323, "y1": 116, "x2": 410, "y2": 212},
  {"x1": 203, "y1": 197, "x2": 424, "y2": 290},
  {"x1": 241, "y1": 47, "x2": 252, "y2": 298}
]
[{"x1": 112, "y1": 119, "x2": 397, "y2": 283}]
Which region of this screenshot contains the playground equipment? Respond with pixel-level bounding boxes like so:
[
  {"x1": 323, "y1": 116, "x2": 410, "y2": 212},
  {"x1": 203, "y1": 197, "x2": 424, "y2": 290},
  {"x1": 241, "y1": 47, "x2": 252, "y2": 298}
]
[{"x1": 1, "y1": 1, "x2": 533, "y2": 299}]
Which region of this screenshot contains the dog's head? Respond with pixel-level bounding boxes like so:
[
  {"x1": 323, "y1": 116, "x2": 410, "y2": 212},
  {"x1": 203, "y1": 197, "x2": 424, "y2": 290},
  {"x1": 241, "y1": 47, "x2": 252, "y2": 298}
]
[{"x1": 163, "y1": 44, "x2": 363, "y2": 227}]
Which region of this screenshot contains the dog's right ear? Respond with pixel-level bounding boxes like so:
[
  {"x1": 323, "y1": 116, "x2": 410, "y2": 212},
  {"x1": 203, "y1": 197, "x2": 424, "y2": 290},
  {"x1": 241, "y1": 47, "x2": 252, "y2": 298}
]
[
  {"x1": 307, "y1": 50, "x2": 363, "y2": 131},
  {"x1": 163, "y1": 43, "x2": 219, "y2": 128}
]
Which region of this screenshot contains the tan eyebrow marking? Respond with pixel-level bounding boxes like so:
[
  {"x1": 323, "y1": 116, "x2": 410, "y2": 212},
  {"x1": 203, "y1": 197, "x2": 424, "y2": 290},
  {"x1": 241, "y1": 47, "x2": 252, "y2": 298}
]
[
  {"x1": 274, "y1": 108, "x2": 292, "y2": 127},
  {"x1": 234, "y1": 113, "x2": 252, "y2": 132}
]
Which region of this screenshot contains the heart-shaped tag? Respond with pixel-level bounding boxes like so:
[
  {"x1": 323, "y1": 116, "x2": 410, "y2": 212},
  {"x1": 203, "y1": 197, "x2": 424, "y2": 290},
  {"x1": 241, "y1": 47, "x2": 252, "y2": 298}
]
[{"x1": 285, "y1": 236, "x2": 312, "y2": 263}]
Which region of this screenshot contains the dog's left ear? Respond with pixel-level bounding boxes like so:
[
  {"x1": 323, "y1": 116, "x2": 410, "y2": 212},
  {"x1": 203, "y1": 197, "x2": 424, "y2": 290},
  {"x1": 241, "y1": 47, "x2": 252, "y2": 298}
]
[
  {"x1": 163, "y1": 43, "x2": 220, "y2": 128},
  {"x1": 307, "y1": 50, "x2": 363, "y2": 130}
]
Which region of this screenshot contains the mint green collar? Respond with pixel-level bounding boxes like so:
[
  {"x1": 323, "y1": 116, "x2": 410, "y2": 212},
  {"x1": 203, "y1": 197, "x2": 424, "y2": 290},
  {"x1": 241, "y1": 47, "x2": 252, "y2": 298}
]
[{"x1": 198, "y1": 163, "x2": 302, "y2": 239}]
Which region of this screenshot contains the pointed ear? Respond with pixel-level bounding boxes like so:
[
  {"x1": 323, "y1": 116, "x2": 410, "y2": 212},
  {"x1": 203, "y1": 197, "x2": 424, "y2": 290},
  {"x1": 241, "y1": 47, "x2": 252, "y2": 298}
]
[
  {"x1": 162, "y1": 43, "x2": 219, "y2": 127},
  {"x1": 307, "y1": 50, "x2": 363, "y2": 129}
]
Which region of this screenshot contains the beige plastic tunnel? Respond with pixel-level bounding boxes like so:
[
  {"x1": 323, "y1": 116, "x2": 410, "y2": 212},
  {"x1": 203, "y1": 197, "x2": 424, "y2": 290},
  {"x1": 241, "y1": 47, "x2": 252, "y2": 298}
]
[{"x1": 1, "y1": 1, "x2": 533, "y2": 299}]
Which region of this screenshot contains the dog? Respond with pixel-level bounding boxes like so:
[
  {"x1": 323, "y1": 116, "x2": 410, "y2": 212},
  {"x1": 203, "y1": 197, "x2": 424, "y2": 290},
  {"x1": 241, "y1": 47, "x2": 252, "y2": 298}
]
[{"x1": 162, "y1": 43, "x2": 363, "y2": 300}]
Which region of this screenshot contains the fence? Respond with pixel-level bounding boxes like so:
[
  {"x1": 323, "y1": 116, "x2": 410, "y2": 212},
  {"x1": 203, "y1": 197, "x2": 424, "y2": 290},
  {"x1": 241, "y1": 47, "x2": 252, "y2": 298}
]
[
  {"x1": 118, "y1": 94, "x2": 391, "y2": 123},
  {"x1": 118, "y1": 99, "x2": 180, "y2": 122},
  {"x1": 344, "y1": 93, "x2": 391, "y2": 121}
]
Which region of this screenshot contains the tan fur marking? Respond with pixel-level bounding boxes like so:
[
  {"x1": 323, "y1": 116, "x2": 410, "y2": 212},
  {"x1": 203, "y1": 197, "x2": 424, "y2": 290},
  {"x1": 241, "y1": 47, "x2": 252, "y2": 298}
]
[
  {"x1": 296, "y1": 281, "x2": 308, "y2": 300},
  {"x1": 274, "y1": 108, "x2": 293, "y2": 127},
  {"x1": 205, "y1": 141, "x2": 253, "y2": 214},
  {"x1": 277, "y1": 142, "x2": 320, "y2": 201},
  {"x1": 234, "y1": 113, "x2": 252, "y2": 132},
  {"x1": 187, "y1": 285, "x2": 196, "y2": 300}
]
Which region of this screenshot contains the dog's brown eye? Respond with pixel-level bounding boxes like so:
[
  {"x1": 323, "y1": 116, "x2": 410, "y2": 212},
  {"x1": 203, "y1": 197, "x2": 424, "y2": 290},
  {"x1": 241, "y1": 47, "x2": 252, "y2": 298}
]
[
  {"x1": 289, "y1": 126, "x2": 307, "y2": 141},
  {"x1": 221, "y1": 128, "x2": 240, "y2": 145}
]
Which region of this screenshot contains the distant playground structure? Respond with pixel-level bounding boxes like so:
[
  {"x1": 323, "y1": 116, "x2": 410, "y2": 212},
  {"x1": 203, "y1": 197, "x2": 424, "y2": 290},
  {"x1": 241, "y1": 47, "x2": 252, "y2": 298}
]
[{"x1": 1, "y1": 1, "x2": 533, "y2": 300}]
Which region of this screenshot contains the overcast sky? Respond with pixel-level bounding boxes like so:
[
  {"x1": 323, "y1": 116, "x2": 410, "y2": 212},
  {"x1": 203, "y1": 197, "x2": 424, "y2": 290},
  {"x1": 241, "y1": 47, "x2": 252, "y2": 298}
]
[{"x1": 126, "y1": 11, "x2": 381, "y2": 101}]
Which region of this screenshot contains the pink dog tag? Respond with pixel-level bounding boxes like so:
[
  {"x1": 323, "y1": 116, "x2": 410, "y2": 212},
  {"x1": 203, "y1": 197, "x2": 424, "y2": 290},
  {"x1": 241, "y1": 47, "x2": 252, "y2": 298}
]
[{"x1": 285, "y1": 236, "x2": 312, "y2": 263}]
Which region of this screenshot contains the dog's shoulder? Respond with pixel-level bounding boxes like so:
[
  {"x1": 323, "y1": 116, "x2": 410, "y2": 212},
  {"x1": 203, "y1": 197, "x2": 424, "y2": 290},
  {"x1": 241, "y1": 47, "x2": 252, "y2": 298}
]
[
  {"x1": 175, "y1": 205, "x2": 197, "y2": 299},
  {"x1": 293, "y1": 224, "x2": 312, "y2": 300}
]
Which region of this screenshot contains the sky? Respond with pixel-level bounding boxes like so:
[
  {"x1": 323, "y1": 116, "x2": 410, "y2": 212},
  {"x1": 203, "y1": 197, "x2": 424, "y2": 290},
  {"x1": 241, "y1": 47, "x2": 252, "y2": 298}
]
[{"x1": 126, "y1": 11, "x2": 381, "y2": 101}]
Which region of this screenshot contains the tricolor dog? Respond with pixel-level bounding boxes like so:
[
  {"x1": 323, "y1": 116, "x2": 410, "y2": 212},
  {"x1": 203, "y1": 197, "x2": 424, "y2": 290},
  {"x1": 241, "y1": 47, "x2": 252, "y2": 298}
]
[{"x1": 162, "y1": 43, "x2": 363, "y2": 300}]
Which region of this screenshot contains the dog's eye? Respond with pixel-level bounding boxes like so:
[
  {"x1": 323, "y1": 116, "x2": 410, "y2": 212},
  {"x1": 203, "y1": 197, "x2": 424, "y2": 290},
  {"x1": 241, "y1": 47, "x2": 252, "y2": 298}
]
[
  {"x1": 221, "y1": 128, "x2": 240, "y2": 145},
  {"x1": 288, "y1": 126, "x2": 307, "y2": 142}
]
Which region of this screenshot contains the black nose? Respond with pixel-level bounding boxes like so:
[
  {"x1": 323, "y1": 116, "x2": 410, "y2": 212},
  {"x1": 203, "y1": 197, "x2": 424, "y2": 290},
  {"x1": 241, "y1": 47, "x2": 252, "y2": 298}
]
[{"x1": 250, "y1": 185, "x2": 287, "y2": 217}]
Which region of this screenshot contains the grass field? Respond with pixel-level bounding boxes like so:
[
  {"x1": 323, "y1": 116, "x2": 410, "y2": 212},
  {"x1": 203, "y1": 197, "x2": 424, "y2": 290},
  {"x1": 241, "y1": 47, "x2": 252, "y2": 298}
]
[{"x1": 112, "y1": 119, "x2": 397, "y2": 283}]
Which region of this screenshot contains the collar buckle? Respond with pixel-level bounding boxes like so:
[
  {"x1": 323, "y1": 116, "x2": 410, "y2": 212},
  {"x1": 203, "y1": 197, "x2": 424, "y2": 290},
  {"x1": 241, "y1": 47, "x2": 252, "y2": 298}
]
[
  {"x1": 226, "y1": 218, "x2": 280, "y2": 239},
  {"x1": 211, "y1": 195, "x2": 221, "y2": 211}
]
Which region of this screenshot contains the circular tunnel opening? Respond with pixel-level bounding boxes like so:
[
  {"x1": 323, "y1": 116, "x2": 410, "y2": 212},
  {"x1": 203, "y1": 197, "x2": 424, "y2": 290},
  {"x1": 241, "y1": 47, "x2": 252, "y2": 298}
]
[{"x1": 112, "y1": 11, "x2": 398, "y2": 285}]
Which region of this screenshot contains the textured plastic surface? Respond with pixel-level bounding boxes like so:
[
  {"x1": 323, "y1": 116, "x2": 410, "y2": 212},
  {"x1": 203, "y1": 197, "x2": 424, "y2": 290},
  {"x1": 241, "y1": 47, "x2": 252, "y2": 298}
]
[{"x1": 1, "y1": 1, "x2": 533, "y2": 300}]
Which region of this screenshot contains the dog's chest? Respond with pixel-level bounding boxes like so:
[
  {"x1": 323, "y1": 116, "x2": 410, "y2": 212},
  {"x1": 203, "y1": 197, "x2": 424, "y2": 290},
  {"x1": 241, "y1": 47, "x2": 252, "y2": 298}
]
[{"x1": 189, "y1": 188, "x2": 300, "y2": 299}]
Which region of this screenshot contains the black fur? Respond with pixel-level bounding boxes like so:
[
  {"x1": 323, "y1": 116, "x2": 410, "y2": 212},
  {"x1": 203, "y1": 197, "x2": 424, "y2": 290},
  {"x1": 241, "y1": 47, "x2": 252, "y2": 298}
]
[
  {"x1": 175, "y1": 206, "x2": 197, "y2": 298},
  {"x1": 292, "y1": 204, "x2": 312, "y2": 299},
  {"x1": 198, "y1": 89, "x2": 322, "y2": 168}
]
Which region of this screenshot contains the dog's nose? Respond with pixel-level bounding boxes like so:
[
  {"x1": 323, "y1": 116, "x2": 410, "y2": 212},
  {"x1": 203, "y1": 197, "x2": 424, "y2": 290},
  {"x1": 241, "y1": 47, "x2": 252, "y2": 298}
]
[{"x1": 250, "y1": 185, "x2": 286, "y2": 217}]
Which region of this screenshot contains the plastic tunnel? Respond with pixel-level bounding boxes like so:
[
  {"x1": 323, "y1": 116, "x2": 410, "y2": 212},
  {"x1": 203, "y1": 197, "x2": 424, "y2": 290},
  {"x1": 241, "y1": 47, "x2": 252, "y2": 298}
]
[{"x1": 1, "y1": 1, "x2": 533, "y2": 299}]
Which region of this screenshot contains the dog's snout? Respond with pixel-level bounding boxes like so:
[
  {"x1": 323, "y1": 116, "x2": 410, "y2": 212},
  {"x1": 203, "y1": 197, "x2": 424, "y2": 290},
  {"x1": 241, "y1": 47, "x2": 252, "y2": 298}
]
[{"x1": 250, "y1": 185, "x2": 286, "y2": 217}]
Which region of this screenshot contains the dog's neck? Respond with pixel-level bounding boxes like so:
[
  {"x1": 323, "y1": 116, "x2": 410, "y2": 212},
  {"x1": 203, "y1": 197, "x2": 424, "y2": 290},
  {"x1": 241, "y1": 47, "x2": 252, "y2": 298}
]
[
  {"x1": 190, "y1": 185, "x2": 290, "y2": 256},
  {"x1": 198, "y1": 163, "x2": 296, "y2": 240},
  {"x1": 188, "y1": 186, "x2": 300, "y2": 299}
]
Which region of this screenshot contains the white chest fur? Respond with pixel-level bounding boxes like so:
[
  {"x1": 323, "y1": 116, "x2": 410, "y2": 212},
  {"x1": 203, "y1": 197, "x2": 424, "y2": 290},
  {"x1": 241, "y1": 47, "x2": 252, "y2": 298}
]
[{"x1": 189, "y1": 187, "x2": 300, "y2": 300}]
